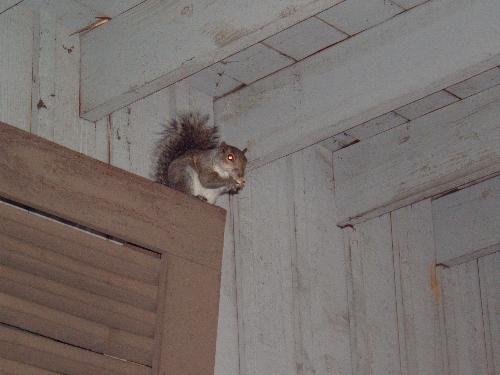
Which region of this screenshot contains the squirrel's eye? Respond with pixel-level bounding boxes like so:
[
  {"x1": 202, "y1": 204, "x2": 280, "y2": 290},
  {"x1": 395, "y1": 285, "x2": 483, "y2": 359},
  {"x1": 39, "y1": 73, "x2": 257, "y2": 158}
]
[{"x1": 227, "y1": 153, "x2": 234, "y2": 161}]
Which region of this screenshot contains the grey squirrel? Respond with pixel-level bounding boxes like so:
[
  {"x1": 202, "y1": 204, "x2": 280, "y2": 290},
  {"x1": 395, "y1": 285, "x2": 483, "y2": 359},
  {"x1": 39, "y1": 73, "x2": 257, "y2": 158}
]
[{"x1": 154, "y1": 112, "x2": 247, "y2": 204}]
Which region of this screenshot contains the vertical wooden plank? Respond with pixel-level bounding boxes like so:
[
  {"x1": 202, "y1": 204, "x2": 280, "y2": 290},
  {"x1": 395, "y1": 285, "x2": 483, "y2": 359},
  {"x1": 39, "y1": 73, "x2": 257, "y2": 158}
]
[
  {"x1": 31, "y1": 9, "x2": 56, "y2": 140},
  {"x1": 157, "y1": 254, "x2": 221, "y2": 375},
  {"x1": 81, "y1": 118, "x2": 110, "y2": 163},
  {"x1": 174, "y1": 81, "x2": 215, "y2": 127},
  {"x1": 31, "y1": 9, "x2": 107, "y2": 160},
  {"x1": 478, "y1": 251, "x2": 500, "y2": 375},
  {"x1": 110, "y1": 87, "x2": 176, "y2": 179},
  {"x1": 441, "y1": 260, "x2": 488, "y2": 375},
  {"x1": 290, "y1": 146, "x2": 351, "y2": 375},
  {"x1": 345, "y1": 214, "x2": 401, "y2": 375},
  {"x1": 391, "y1": 200, "x2": 445, "y2": 375},
  {"x1": 0, "y1": 5, "x2": 33, "y2": 130},
  {"x1": 234, "y1": 157, "x2": 296, "y2": 375},
  {"x1": 214, "y1": 195, "x2": 240, "y2": 375}
]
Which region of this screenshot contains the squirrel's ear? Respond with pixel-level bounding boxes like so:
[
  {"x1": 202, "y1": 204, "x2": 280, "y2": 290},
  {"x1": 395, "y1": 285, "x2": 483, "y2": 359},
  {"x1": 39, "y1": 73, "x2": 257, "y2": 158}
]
[
  {"x1": 242, "y1": 147, "x2": 248, "y2": 154},
  {"x1": 220, "y1": 141, "x2": 227, "y2": 147}
]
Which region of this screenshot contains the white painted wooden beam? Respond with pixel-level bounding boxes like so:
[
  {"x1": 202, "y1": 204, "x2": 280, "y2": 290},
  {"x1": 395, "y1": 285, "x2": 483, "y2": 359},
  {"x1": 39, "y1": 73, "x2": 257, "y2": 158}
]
[
  {"x1": 80, "y1": 0, "x2": 343, "y2": 121},
  {"x1": 216, "y1": 0, "x2": 500, "y2": 169},
  {"x1": 432, "y1": 175, "x2": 500, "y2": 267},
  {"x1": 333, "y1": 88, "x2": 500, "y2": 226}
]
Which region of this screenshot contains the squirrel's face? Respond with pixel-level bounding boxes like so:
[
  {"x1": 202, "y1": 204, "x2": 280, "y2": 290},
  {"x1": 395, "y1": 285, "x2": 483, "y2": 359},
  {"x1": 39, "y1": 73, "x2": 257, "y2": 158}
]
[{"x1": 218, "y1": 142, "x2": 247, "y2": 178}]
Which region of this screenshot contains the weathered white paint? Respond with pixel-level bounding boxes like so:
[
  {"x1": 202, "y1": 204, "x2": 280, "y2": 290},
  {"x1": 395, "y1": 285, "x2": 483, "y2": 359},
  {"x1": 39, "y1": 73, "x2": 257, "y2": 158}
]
[
  {"x1": 263, "y1": 17, "x2": 347, "y2": 61},
  {"x1": 393, "y1": 0, "x2": 428, "y2": 9},
  {"x1": 441, "y1": 261, "x2": 489, "y2": 375},
  {"x1": 447, "y1": 67, "x2": 500, "y2": 99},
  {"x1": 0, "y1": 0, "x2": 20, "y2": 14},
  {"x1": 290, "y1": 146, "x2": 351, "y2": 375},
  {"x1": 214, "y1": 44, "x2": 294, "y2": 85},
  {"x1": 433, "y1": 175, "x2": 500, "y2": 266},
  {"x1": 317, "y1": 0, "x2": 403, "y2": 36},
  {"x1": 233, "y1": 145, "x2": 350, "y2": 375},
  {"x1": 0, "y1": 5, "x2": 33, "y2": 131},
  {"x1": 394, "y1": 90, "x2": 458, "y2": 120},
  {"x1": 345, "y1": 111, "x2": 408, "y2": 140},
  {"x1": 334, "y1": 88, "x2": 500, "y2": 226},
  {"x1": 344, "y1": 215, "x2": 401, "y2": 375},
  {"x1": 72, "y1": 0, "x2": 146, "y2": 18},
  {"x1": 21, "y1": 0, "x2": 98, "y2": 30},
  {"x1": 213, "y1": 196, "x2": 239, "y2": 375},
  {"x1": 109, "y1": 87, "x2": 175, "y2": 179},
  {"x1": 80, "y1": 0, "x2": 344, "y2": 121},
  {"x1": 216, "y1": 0, "x2": 500, "y2": 168},
  {"x1": 186, "y1": 63, "x2": 243, "y2": 98},
  {"x1": 391, "y1": 200, "x2": 445, "y2": 375},
  {"x1": 234, "y1": 157, "x2": 296, "y2": 375},
  {"x1": 478, "y1": 252, "x2": 500, "y2": 375},
  {"x1": 31, "y1": 10, "x2": 97, "y2": 154}
]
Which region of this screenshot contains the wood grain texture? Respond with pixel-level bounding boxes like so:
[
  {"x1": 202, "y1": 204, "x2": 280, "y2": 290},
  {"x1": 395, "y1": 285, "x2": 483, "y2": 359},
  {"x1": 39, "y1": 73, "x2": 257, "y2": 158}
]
[
  {"x1": 0, "y1": 233, "x2": 158, "y2": 310},
  {"x1": 432, "y1": 175, "x2": 500, "y2": 266},
  {"x1": 0, "y1": 1, "x2": 21, "y2": 14},
  {"x1": 0, "y1": 324, "x2": 151, "y2": 375},
  {"x1": 110, "y1": 86, "x2": 176, "y2": 179},
  {"x1": 214, "y1": 195, "x2": 240, "y2": 375},
  {"x1": 234, "y1": 146, "x2": 350, "y2": 375},
  {"x1": 234, "y1": 157, "x2": 297, "y2": 375},
  {"x1": 290, "y1": 146, "x2": 352, "y2": 375},
  {"x1": 0, "y1": 357, "x2": 59, "y2": 375},
  {"x1": 478, "y1": 251, "x2": 500, "y2": 374},
  {"x1": 345, "y1": 215, "x2": 401, "y2": 375},
  {"x1": 334, "y1": 93, "x2": 500, "y2": 226},
  {"x1": 80, "y1": 0, "x2": 343, "y2": 121},
  {"x1": 216, "y1": 0, "x2": 500, "y2": 169},
  {"x1": 0, "y1": 292, "x2": 154, "y2": 366},
  {"x1": 156, "y1": 254, "x2": 221, "y2": 375},
  {"x1": 441, "y1": 261, "x2": 489, "y2": 375},
  {"x1": 0, "y1": 202, "x2": 160, "y2": 284},
  {"x1": 0, "y1": 122, "x2": 226, "y2": 267},
  {"x1": 391, "y1": 200, "x2": 445, "y2": 375},
  {"x1": 0, "y1": 264, "x2": 155, "y2": 337},
  {"x1": 0, "y1": 5, "x2": 33, "y2": 131}
]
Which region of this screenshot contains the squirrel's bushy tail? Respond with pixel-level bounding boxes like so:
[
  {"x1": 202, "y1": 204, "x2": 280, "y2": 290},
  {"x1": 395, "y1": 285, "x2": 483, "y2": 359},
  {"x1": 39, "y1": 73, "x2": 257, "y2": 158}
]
[{"x1": 154, "y1": 112, "x2": 219, "y2": 185}]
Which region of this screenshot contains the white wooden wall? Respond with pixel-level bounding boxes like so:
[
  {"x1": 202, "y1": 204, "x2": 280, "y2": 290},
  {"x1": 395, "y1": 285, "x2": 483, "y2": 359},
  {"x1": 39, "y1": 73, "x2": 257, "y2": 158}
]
[{"x1": 233, "y1": 146, "x2": 351, "y2": 375}]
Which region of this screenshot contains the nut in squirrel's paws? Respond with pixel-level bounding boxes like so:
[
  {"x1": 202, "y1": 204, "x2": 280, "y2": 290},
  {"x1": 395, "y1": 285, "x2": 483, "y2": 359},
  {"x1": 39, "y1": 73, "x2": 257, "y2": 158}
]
[{"x1": 235, "y1": 177, "x2": 246, "y2": 188}]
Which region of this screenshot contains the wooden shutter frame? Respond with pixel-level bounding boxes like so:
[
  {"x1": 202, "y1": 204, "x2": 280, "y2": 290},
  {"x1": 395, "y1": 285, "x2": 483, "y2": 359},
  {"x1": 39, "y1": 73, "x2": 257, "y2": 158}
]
[{"x1": 0, "y1": 122, "x2": 225, "y2": 375}]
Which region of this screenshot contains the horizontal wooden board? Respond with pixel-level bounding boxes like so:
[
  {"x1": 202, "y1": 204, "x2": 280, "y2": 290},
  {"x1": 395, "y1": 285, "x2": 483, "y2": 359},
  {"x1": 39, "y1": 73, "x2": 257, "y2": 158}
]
[
  {"x1": 0, "y1": 292, "x2": 153, "y2": 366},
  {"x1": 0, "y1": 233, "x2": 157, "y2": 309},
  {"x1": 0, "y1": 265, "x2": 155, "y2": 337},
  {"x1": 0, "y1": 202, "x2": 161, "y2": 283},
  {"x1": 0, "y1": 243, "x2": 157, "y2": 312},
  {"x1": 80, "y1": 0, "x2": 342, "y2": 120},
  {"x1": 0, "y1": 233, "x2": 157, "y2": 298},
  {"x1": 334, "y1": 92, "x2": 500, "y2": 225},
  {"x1": 0, "y1": 324, "x2": 151, "y2": 375},
  {"x1": 0, "y1": 357, "x2": 59, "y2": 375},
  {"x1": 432, "y1": 175, "x2": 500, "y2": 266},
  {"x1": 216, "y1": 0, "x2": 500, "y2": 169},
  {"x1": 0, "y1": 122, "x2": 226, "y2": 269}
]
